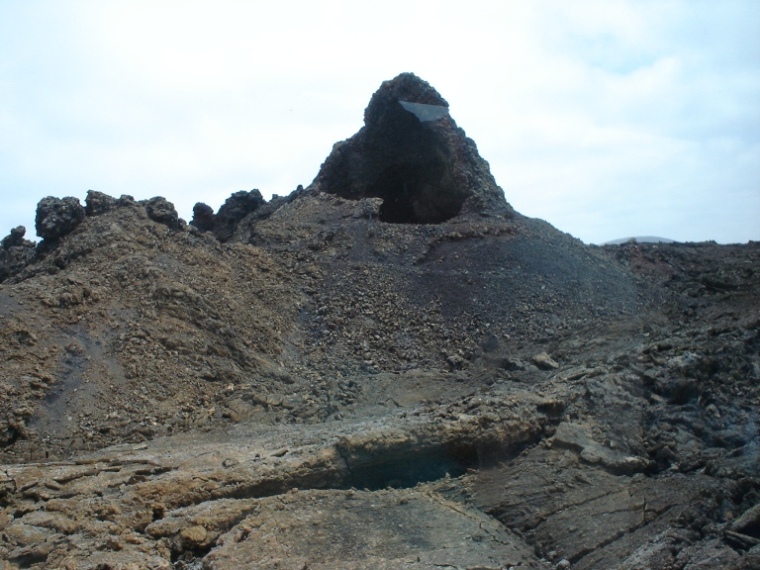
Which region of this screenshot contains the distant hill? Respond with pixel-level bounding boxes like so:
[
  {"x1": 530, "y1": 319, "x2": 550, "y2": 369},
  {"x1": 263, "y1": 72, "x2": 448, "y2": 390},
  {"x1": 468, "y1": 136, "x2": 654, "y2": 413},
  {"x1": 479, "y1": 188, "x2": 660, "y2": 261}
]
[{"x1": 604, "y1": 235, "x2": 676, "y2": 245}]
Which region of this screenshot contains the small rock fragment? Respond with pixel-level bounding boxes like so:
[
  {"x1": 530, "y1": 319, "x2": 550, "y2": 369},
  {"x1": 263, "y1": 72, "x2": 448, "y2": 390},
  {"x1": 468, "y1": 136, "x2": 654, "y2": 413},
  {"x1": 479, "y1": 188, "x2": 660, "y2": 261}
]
[
  {"x1": 532, "y1": 352, "x2": 559, "y2": 370},
  {"x1": 181, "y1": 524, "x2": 208, "y2": 546}
]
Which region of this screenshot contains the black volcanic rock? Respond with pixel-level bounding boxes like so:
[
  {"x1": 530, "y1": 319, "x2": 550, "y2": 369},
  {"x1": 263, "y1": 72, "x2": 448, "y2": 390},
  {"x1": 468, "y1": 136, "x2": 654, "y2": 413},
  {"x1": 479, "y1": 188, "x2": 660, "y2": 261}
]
[
  {"x1": 191, "y1": 202, "x2": 216, "y2": 232},
  {"x1": 0, "y1": 226, "x2": 35, "y2": 283},
  {"x1": 310, "y1": 72, "x2": 512, "y2": 223},
  {"x1": 85, "y1": 189, "x2": 118, "y2": 216},
  {"x1": 35, "y1": 196, "x2": 86, "y2": 241},
  {"x1": 1, "y1": 226, "x2": 27, "y2": 249},
  {"x1": 214, "y1": 189, "x2": 264, "y2": 242},
  {"x1": 145, "y1": 196, "x2": 182, "y2": 230}
]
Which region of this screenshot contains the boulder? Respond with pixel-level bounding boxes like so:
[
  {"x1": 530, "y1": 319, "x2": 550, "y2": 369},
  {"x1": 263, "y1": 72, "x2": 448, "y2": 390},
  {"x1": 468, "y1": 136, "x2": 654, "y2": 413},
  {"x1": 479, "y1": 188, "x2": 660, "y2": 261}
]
[
  {"x1": 145, "y1": 196, "x2": 182, "y2": 230},
  {"x1": 34, "y1": 196, "x2": 86, "y2": 241}
]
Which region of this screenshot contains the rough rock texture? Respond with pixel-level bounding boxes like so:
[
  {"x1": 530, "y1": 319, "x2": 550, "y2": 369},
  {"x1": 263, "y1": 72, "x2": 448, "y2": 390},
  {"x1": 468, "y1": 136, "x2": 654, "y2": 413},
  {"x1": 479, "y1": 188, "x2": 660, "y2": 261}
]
[
  {"x1": 145, "y1": 196, "x2": 183, "y2": 230},
  {"x1": 1, "y1": 227, "x2": 27, "y2": 250},
  {"x1": 34, "y1": 196, "x2": 86, "y2": 241},
  {"x1": 0, "y1": 227, "x2": 35, "y2": 283},
  {"x1": 84, "y1": 190, "x2": 118, "y2": 217},
  {"x1": 1, "y1": 75, "x2": 758, "y2": 569},
  {"x1": 310, "y1": 73, "x2": 512, "y2": 224},
  {"x1": 213, "y1": 190, "x2": 264, "y2": 242},
  {"x1": 190, "y1": 202, "x2": 216, "y2": 233}
]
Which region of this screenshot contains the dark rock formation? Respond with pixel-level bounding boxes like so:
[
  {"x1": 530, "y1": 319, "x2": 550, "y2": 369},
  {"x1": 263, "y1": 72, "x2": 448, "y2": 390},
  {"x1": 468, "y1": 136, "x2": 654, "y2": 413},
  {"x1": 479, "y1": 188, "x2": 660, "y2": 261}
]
[
  {"x1": 310, "y1": 72, "x2": 512, "y2": 223},
  {"x1": 145, "y1": 196, "x2": 182, "y2": 230},
  {"x1": 0, "y1": 226, "x2": 35, "y2": 283},
  {"x1": 34, "y1": 196, "x2": 86, "y2": 241},
  {"x1": 190, "y1": 202, "x2": 216, "y2": 232},
  {"x1": 1, "y1": 226, "x2": 27, "y2": 249},
  {"x1": 213, "y1": 189, "x2": 264, "y2": 242},
  {"x1": 84, "y1": 189, "x2": 118, "y2": 216}
]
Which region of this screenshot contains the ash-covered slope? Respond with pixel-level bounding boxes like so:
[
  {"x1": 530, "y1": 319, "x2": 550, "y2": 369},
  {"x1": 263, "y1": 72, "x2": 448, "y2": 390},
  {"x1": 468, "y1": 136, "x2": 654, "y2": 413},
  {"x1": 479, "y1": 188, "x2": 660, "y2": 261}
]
[{"x1": 0, "y1": 74, "x2": 758, "y2": 569}]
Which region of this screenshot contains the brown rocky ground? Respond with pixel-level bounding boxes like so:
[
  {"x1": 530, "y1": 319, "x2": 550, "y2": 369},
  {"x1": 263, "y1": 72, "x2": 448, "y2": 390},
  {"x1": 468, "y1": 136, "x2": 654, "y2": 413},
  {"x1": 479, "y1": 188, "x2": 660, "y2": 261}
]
[{"x1": 1, "y1": 74, "x2": 758, "y2": 569}]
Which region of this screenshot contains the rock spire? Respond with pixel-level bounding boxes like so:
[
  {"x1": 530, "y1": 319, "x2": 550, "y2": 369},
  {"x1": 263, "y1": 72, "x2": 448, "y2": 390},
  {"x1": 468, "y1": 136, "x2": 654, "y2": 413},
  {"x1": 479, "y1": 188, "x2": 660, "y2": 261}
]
[{"x1": 311, "y1": 73, "x2": 512, "y2": 223}]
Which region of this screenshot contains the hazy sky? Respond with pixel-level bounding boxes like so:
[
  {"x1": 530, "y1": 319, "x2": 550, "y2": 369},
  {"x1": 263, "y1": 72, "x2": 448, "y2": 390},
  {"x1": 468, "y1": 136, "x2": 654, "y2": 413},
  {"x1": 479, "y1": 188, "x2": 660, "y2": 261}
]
[{"x1": 1, "y1": 0, "x2": 758, "y2": 244}]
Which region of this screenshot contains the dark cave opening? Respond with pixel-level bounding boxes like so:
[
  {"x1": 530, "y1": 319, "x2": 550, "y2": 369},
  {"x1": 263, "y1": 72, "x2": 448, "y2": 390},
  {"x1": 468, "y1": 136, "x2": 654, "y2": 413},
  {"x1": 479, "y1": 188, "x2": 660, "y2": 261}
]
[
  {"x1": 371, "y1": 161, "x2": 458, "y2": 224},
  {"x1": 320, "y1": 98, "x2": 470, "y2": 224},
  {"x1": 339, "y1": 438, "x2": 531, "y2": 491},
  {"x1": 376, "y1": 167, "x2": 419, "y2": 224},
  {"x1": 371, "y1": 157, "x2": 465, "y2": 224},
  {"x1": 344, "y1": 446, "x2": 475, "y2": 490}
]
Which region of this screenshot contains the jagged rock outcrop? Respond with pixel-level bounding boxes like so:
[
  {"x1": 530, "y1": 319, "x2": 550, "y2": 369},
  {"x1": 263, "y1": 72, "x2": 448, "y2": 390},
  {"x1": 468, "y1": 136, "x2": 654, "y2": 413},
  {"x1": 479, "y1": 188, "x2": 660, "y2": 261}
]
[
  {"x1": 84, "y1": 189, "x2": 118, "y2": 216},
  {"x1": 190, "y1": 202, "x2": 216, "y2": 232},
  {"x1": 145, "y1": 196, "x2": 183, "y2": 230},
  {"x1": 1, "y1": 226, "x2": 27, "y2": 250},
  {"x1": 34, "y1": 196, "x2": 86, "y2": 241},
  {"x1": 310, "y1": 72, "x2": 512, "y2": 223},
  {"x1": 212, "y1": 189, "x2": 265, "y2": 242},
  {"x1": 0, "y1": 226, "x2": 35, "y2": 283}
]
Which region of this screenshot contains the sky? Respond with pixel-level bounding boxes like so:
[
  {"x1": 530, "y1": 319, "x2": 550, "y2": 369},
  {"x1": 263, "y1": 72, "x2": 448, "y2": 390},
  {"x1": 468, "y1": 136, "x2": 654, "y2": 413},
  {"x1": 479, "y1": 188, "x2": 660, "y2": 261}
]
[{"x1": 1, "y1": 0, "x2": 758, "y2": 245}]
